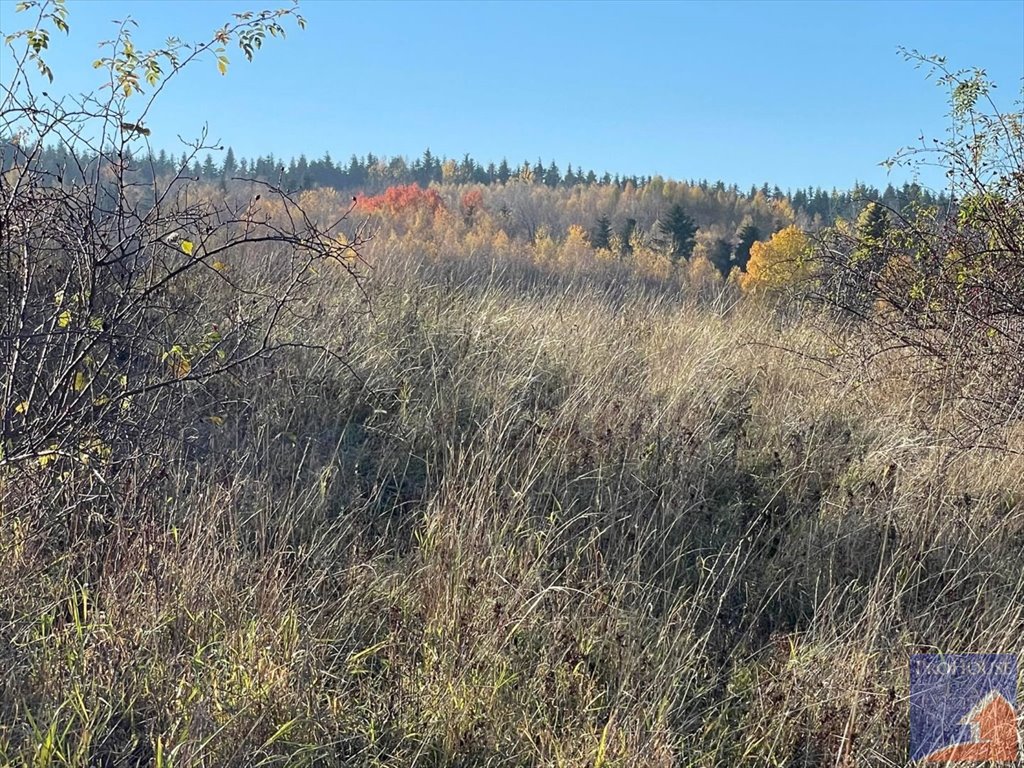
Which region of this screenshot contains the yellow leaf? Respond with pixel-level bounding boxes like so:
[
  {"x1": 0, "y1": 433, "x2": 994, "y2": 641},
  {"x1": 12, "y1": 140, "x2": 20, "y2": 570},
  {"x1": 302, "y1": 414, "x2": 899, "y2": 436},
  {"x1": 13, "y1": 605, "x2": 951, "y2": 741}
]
[
  {"x1": 38, "y1": 447, "x2": 59, "y2": 468},
  {"x1": 58, "y1": 309, "x2": 71, "y2": 328},
  {"x1": 170, "y1": 356, "x2": 191, "y2": 379},
  {"x1": 217, "y1": 57, "x2": 228, "y2": 76},
  {"x1": 208, "y1": 415, "x2": 225, "y2": 426},
  {"x1": 181, "y1": 240, "x2": 195, "y2": 256},
  {"x1": 15, "y1": 400, "x2": 29, "y2": 414},
  {"x1": 212, "y1": 260, "x2": 227, "y2": 272},
  {"x1": 73, "y1": 371, "x2": 87, "y2": 392}
]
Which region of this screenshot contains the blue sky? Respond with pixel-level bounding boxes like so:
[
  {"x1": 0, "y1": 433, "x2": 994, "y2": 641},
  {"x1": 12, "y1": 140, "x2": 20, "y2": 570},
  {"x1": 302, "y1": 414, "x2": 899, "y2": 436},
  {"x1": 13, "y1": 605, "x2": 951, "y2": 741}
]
[{"x1": 2, "y1": 0, "x2": 1022, "y2": 191}]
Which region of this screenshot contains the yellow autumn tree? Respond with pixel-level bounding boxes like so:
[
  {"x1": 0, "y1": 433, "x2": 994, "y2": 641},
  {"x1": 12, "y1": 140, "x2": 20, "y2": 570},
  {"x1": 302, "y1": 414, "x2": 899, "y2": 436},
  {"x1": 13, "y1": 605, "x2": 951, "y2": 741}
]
[
  {"x1": 531, "y1": 226, "x2": 559, "y2": 267},
  {"x1": 686, "y1": 253, "x2": 722, "y2": 296},
  {"x1": 739, "y1": 225, "x2": 814, "y2": 294},
  {"x1": 558, "y1": 224, "x2": 593, "y2": 266},
  {"x1": 491, "y1": 228, "x2": 513, "y2": 260}
]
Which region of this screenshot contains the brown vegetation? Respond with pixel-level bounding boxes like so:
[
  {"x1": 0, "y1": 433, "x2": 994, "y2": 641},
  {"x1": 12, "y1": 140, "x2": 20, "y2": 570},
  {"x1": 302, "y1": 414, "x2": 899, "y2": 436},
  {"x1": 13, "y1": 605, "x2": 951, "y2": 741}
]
[{"x1": 2, "y1": 6, "x2": 1022, "y2": 766}]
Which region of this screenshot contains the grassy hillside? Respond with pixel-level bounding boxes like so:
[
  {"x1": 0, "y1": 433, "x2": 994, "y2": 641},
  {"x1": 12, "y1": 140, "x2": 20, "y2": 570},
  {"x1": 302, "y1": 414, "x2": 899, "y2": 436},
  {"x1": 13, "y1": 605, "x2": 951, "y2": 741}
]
[{"x1": 3, "y1": 237, "x2": 1022, "y2": 765}]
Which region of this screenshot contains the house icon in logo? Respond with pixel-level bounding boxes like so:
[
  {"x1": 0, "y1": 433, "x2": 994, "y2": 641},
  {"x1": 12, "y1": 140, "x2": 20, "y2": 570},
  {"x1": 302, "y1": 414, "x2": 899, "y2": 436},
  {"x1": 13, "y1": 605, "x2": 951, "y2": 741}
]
[{"x1": 923, "y1": 690, "x2": 1019, "y2": 762}]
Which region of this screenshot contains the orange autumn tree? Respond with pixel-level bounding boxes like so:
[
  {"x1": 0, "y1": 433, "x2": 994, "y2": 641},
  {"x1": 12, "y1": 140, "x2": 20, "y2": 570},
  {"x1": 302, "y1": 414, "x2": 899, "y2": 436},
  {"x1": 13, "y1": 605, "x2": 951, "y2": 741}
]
[
  {"x1": 356, "y1": 183, "x2": 445, "y2": 216},
  {"x1": 460, "y1": 187, "x2": 485, "y2": 222},
  {"x1": 740, "y1": 225, "x2": 814, "y2": 294}
]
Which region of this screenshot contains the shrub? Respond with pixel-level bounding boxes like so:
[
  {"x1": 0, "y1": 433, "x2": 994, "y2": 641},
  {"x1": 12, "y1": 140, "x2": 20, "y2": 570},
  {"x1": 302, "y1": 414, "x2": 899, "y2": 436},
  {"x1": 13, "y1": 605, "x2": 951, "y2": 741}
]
[
  {"x1": 812, "y1": 51, "x2": 1024, "y2": 437},
  {"x1": 1, "y1": 2, "x2": 363, "y2": 494}
]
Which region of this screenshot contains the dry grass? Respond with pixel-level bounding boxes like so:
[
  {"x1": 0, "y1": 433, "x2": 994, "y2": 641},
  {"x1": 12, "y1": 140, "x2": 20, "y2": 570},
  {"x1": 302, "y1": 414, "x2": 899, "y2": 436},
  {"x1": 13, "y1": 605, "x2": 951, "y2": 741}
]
[{"x1": 2, "y1": 243, "x2": 1022, "y2": 766}]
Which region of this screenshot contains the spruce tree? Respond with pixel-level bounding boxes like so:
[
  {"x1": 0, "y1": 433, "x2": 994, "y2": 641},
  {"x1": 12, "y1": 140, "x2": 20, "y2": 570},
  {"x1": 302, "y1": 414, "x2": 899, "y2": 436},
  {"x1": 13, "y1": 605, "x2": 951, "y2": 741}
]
[
  {"x1": 202, "y1": 153, "x2": 217, "y2": 179},
  {"x1": 590, "y1": 215, "x2": 612, "y2": 251},
  {"x1": 734, "y1": 223, "x2": 761, "y2": 270},
  {"x1": 619, "y1": 218, "x2": 637, "y2": 257},
  {"x1": 222, "y1": 147, "x2": 236, "y2": 177},
  {"x1": 544, "y1": 161, "x2": 561, "y2": 187},
  {"x1": 853, "y1": 202, "x2": 889, "y2": 265},
  {"x1": 707, "y1": 238, "x2": 733, "y2": 276},
  {"x1": 658, "y1": 204, "x2": 697, "y2": 263}
]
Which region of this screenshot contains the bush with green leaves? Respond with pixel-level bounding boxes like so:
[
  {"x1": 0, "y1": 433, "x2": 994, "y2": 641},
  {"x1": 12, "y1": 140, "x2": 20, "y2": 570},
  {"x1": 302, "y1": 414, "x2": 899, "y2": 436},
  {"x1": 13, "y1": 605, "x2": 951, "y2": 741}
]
[
  {"x1": 813, "y1": 50, "x2": 1024, "y2": 440},
  {"x1": 1, "y1": 0, "x2": 364, "y2": 483}
]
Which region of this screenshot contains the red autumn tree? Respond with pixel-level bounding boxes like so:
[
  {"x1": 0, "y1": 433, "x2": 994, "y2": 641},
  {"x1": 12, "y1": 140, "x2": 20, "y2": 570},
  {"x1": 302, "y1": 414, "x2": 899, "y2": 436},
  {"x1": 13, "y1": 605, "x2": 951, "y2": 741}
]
[
  {"x1": 460, "y1": 188, "x2": 485, "y2": 222},
  {"x1": 356, "y1": 184, "x2": 444, "y2": 216}
]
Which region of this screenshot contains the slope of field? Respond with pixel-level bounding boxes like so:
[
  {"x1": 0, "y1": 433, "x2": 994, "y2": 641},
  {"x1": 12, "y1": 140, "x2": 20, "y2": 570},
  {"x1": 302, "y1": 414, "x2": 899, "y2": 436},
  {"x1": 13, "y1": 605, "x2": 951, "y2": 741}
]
[{"x1": 3, "y1": 239, "x2": 1022, "y2": 766}]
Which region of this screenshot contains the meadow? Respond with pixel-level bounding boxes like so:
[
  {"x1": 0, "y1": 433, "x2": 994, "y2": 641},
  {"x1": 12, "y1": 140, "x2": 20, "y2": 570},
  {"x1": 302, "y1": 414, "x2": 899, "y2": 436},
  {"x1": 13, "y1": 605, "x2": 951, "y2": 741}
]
[
  {"x1": 3, "y1": 219, "x2": 1022, "y2": 764},
  {"x1": 2, "y1": 4, "x2": 1022, "y2": 764}
]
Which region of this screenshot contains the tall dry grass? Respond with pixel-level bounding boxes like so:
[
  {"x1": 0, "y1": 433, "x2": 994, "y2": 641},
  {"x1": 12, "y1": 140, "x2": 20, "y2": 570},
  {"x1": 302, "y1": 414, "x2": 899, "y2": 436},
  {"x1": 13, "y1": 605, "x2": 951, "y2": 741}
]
[{"x1": 2, "y1": 240, "x2": 1022, "y2": 766}]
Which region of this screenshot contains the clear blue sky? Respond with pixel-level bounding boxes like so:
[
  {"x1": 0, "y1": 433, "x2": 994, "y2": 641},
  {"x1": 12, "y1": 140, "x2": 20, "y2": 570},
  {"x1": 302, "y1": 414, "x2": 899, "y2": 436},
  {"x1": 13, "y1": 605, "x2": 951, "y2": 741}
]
[{"x1": 2, "y1": 0, "x2": 1022, "y2": 191}]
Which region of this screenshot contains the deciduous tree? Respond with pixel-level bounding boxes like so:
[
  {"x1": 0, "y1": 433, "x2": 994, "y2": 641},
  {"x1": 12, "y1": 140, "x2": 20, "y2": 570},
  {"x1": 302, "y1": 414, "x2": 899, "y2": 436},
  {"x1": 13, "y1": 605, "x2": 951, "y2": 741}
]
[{"x1": 740, "y1": 225, "x2": 812, "y2": 294}]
